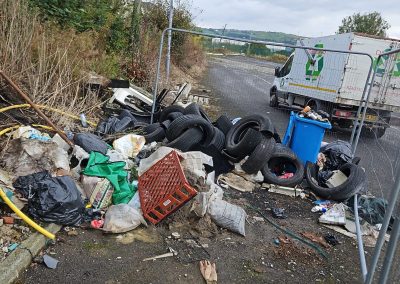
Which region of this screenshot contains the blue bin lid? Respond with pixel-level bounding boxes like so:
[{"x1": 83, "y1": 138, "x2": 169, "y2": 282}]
[{"x1": 294, "y1": 113, "x2": 332, "y2": 129}]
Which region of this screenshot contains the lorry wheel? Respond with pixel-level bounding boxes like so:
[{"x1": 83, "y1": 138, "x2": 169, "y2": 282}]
[{"x1": 269, "y1": 88, "x2": 279, "y2": 107}]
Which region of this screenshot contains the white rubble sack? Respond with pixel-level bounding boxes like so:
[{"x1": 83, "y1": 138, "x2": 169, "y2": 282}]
[{"x1": 103, "y1": 204, "x2": 147, "y2": 234}]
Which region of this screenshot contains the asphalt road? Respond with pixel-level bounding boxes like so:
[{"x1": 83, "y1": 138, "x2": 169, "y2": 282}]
[{"x1": 202, "y1": 55, "x2": 400, "y2": 203}]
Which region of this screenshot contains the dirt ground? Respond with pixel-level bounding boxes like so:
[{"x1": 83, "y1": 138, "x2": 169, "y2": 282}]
[{"x1": 18, "y1": 187, "x2": 369, "y2": 284}]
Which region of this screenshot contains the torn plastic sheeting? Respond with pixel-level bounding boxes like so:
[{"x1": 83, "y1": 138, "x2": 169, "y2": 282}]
[
  {"x1": 112, "y1": 134, "x2": 145, "y2": 158},
  {"x1": 320, "y1": 140, "x2": 353, "y2": 170},
  {"x1": 83, "y1": 152, "x2": 135, "y2": 205},
  {"x1": 103, "y1": 204, "x2": 147, "y2": 233},
  {"x1": 13, "y1": 171, "x2": 85, "y2": 226},
  {"x1": 12, "y1": 126, "x2": 51, "y2": 141},
  {"x1": 138, "y1": 146, "x2": 213, "y2": 177},
  {"x1": 3, "y1": 139, "x2": 70, "y2": 177}
]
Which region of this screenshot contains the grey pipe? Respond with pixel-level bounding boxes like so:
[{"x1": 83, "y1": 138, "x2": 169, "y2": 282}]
[{"x1": 378, "y1": 217, "x2": 400, "y2": 284}]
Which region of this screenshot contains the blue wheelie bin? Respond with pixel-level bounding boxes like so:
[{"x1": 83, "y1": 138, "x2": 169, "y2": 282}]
[{"x1": 282, "y1": 111, "x2": 332, "y2": 165}]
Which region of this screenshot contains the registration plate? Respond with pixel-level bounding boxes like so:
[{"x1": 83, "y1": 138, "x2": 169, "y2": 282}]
[{"x1": 359, "y1": 114, "x2": 378, "y2": 122}]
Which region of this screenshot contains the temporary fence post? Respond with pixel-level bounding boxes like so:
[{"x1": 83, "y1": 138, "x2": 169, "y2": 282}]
[
  {"x1": 151, "y1": 29, "x2": 168, "y2": 123},
  {"x1": 365, "y1": 160, "x2": 400, "y2": 284},
  {"x1": 354, "y1": 194, "x2": 368, "y2": 281},
  {"x1": 378, "y1": 217, "x2": 400, "y2": 284},
  {"x1": 166, "y1": 0, "x2": 173, "y2": 84}
]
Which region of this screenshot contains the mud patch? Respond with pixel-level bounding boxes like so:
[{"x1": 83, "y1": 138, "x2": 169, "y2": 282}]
[{"x1": 115, "y1": 228, "x2": 160, "y2": 244}]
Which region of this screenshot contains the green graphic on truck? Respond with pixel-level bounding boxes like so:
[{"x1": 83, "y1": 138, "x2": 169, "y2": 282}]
[
  {"x1": 374, "y1": 48, "x2": 400, "y2": 77},
  {"x1": 305, "y1": 43, "x2": 324, "y2": 81}
]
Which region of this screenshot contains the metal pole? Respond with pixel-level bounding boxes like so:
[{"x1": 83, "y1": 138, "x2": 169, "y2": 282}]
[
  {"x1": 350, "y1": 55, "x2": 379, "y2": 152},
  {"x1": 354, "y1": 194, "x2": 368, "y2": 281},
  {"x1": 378, "y1": 217, "x2": 400, "y2": 284},
  {"x1": 165, "y1": 0, "x2": 173, "y2": 84},
  {"x1": 151, "y1": 29, "x2": 167, "y2": 123},
  {"x1": 0, "y1": 70, "x2": 74, "y2": 147},
  {"x1": 366, "y1": 159, "x2": 400, "y2": 284}
]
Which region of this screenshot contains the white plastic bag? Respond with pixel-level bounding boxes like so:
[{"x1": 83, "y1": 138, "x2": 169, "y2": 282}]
[
  {"x1": 103, "y1": 204, "x2": 147, "y2": 233},
  {"x1": 112, "y1": 134, "x2": 145, "y2": 158}
]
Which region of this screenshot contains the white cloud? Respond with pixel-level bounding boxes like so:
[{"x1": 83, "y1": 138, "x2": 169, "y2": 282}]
[{"x1": 190, "y1": 0, "x2": 400, "y2": 38}]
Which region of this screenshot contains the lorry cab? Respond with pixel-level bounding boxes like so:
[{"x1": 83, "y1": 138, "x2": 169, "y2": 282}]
[{"x1": 270, "y1": 54, "x2": 294, "y2": 107}]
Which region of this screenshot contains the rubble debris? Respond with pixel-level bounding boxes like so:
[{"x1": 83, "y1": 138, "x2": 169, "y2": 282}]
[
  {"x1": 272, "y1": 208, "x2": 287, "y2": 219},
  {"x1": 3, "y1": 139, "x2": 70, "y2": 177},
  {"x1": 324, "y1": 234, "x2": 339, "y2": 246},
  {"x1": 217, "y1": 172, "x2": 257, "y2": 192},
  {"x1": 142, "y1": 247, "x2": 178, "y2": 262},
  {"x1": 301, "y1": 232, "x2": 330, "y2": 248},
  {"x1": 264, "y1": 184, "x2": 305, "y2": 198}
]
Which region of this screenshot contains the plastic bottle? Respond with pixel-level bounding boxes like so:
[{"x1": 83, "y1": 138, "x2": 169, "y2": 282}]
[{"x1": 80, "y1": 114, "x2": 88, "y2": 128}]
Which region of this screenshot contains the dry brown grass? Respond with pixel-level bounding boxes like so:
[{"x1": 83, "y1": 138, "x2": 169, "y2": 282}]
[{"x1": 0, "y1": 0, "x2": 104, "y2": 128}]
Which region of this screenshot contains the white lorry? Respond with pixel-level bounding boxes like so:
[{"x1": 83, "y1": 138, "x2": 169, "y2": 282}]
[{"x1": 270, "y1": 32, "x2": 400, "y2": 137}]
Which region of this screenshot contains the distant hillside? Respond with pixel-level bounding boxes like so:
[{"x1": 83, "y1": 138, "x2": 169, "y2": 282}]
[{"x1": 199, "y1": 28, "x2": 301, "y2": 45}]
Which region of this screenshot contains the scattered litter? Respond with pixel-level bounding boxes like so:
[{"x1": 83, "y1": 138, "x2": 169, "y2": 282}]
[
  {"x1": 81, "y1": 175, "x2": 114, "y2": 209},
  {"x1": 324, "y1": 234, "x2": 339, "y2": 246},
  {"x1": 272, "y1": 208, "x2": 287, "y2": 219},
  {"x1": 199, "y1": 260, "x2": 217, "y2": 283},
  {"x1": 301, "y1": 232, "x2": 330, "y2": 248},
  {"x1": 43, "y1": 254, "x2": 59, "y2": 269},
  {"x1": 319, "y1": 203, "x2": 346, "y2": 225},
  {"x1": 218, "y1": 172, "x2": 257, "y2": 192},
  {"x1": 12, "y1": 126, "x2": 51, "y2": 141},
  {"x1": 265, "y1": 184, "x2": 305, "y2": 198},
  {"x1": 142, "y1": 247, "x2": 178, "y2": 261}
]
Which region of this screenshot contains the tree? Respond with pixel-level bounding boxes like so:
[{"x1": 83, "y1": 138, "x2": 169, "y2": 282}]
[{"x1": 338, "y1": 12, "x2": 390, "y2": 37}]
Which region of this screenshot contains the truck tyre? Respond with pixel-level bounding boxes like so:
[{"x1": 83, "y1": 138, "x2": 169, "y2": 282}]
[
  {"x1": 144, "y1": 126, "x2": 165, "y2": 143},
  {"x1": 144, "y1": 123, "x2": 162, "y2": 133},
  {"x1": 270, "y1": 87, "x2": 279, "y2": 107},
  {"x1": 305, "y1": 162, "x2": 367, "y2": 201},
  {"x1": 226, "y1": 114, "x2": 275, "y2": 139},
  {"x1": 159, "y1": 105, "x2": 185, "y2": 122},
  {"x1": 167, "y1": 112, "x2": 184, "y2": 121},
  {"x1": 242, "y1": 138, "x2": 276, "y2": 174},
  {"x1": 215, "y1": 115, "x2": 233, "y2": 135},
  {"x1": 225, "y1": 128, "x2": 263, "y2": 159},
  {"x1": 206, "y1": 127, "x2": 225, "y2": 151},
  {"x1": 166, "y1": 114, "x2": 215, "y2": 145},
  {"x1": 184, "y1": 103, "x2": 212, "y2": 123},
  {"x1": 261, "y1": 144, "x2": 304, "y2": 187},
  {"x1": 166, "y1": 127, "x2": 204, "y2": 152}
]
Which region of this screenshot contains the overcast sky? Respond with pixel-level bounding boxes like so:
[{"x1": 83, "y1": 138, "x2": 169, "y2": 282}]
[{"x1": 189, "y1": 0, "x2": 400, "y2": 38}]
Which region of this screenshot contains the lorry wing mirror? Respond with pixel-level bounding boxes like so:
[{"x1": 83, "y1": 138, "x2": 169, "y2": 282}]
[{"x1": 274, "y1": 66, "x2": 281, "y2": 77}]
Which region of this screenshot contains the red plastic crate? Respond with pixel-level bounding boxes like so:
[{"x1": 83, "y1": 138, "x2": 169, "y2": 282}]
[{"x1": 138, "y1": 150, "x2": 197, "y2": 224}]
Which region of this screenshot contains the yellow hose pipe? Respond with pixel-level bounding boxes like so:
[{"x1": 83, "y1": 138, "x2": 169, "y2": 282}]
[
  {"x1": 0, "y1": 187, "x2": 56, "y2": 240},
  {"x1": 0, "y1": 104, "x2": 97, "y2": 127}
]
